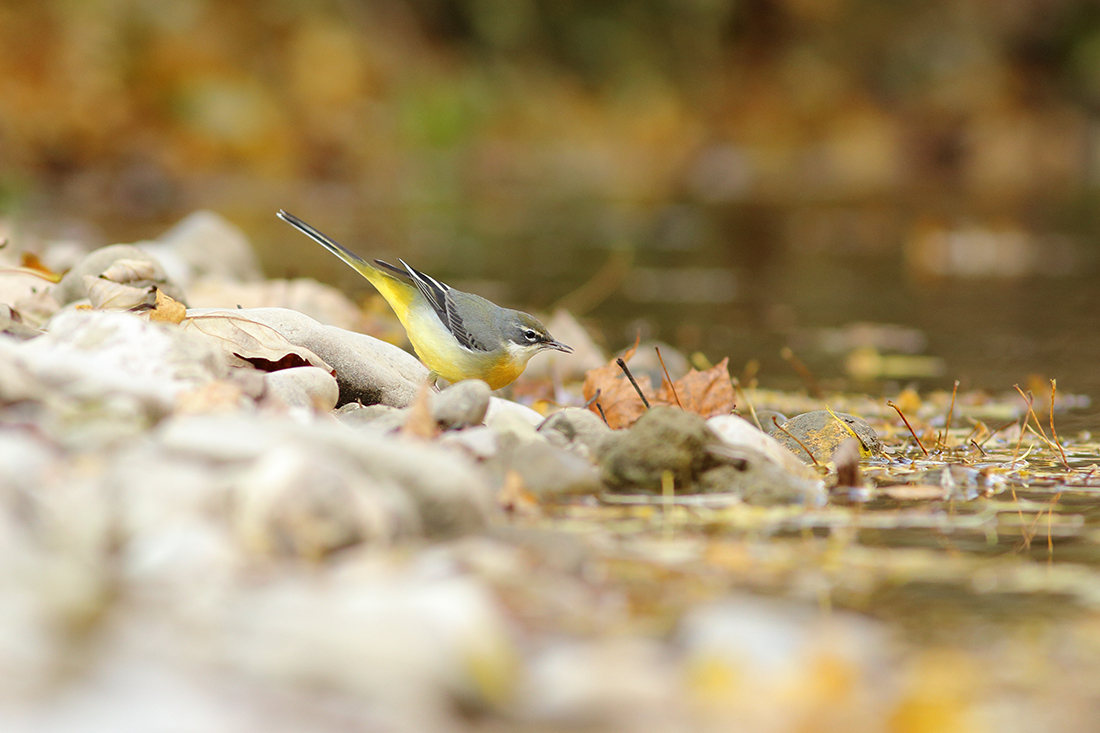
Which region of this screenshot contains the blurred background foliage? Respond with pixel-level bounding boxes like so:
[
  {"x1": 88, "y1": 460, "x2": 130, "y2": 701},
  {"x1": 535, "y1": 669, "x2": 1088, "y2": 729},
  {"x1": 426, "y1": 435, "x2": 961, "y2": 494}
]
[{"x1": 3, "y1": 0, "x2": 1100, "y2": 402}]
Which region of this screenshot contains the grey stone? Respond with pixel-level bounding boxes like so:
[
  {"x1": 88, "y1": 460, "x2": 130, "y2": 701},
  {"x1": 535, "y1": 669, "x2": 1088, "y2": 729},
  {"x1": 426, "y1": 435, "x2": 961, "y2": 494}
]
[
  {"x1": 144, "y1": 210, "x2": 264, "y2": 287},
  {"x1": 538, "y1": 408, "x2": 611, "y2": 456},
  {"x1": 262, "y1": 366, "x2": 339, "y2": 411},
  {"x1": 702, "y1": 443, "x2": 825, "y2": 505},
  {"x1": 502, "y1": 440, "x2": 602, "y2": 498},
  {"x1": 598, "y1": 407, "x2": 718, "y2": 492},
  {"x1": 55, "y1": 244, "x2": 184, "y2": 305},
  {"x1": 188, "y1": 307, "x2": 428, "y2": 408},
  {"x1": 335, "y1": 403, "x2": 408, "y2": 434},
  {"x1": 0, "y1": 304, "x2": 39, "y2": 340},
  {"x1": 431, "y1": 379, "x2": 491, "y2": 430}
]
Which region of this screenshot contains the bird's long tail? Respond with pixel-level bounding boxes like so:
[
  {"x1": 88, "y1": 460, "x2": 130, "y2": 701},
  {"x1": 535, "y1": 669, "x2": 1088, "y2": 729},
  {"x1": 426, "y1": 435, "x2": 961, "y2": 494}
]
[{"x1": 277, "y1": 210, "x2": 386, "y2": 285}]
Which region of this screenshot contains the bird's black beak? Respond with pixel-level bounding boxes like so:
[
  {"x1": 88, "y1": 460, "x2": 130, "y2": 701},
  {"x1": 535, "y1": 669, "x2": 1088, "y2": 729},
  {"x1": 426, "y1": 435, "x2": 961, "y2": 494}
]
[{"x1": 543, "y1": 339, "x2": 573, "y2": 354}]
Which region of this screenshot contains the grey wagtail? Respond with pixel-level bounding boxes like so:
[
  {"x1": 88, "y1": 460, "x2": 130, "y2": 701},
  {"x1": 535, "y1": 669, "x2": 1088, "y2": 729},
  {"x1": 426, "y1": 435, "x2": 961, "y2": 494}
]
[{"x1": 277, "y1": 210, "x2": 572, "y2": 389}]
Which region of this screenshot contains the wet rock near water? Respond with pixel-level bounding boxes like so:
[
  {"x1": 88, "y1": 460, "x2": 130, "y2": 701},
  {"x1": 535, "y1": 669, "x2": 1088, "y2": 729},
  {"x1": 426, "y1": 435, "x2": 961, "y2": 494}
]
[
  {"x1": 598, "y1": 407, "x2": 824, "y2": 504},
  {"x1": 769, "y1": 410, "x2": 882, "y2": 465}
]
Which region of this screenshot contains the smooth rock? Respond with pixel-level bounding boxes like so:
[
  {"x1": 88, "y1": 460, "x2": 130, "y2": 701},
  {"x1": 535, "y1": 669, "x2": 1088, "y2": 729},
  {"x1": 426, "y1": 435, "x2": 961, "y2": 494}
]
[
  {"x1": 186, "y1": 277, "x2": 371, "y2": 332},
  {"x1": 156, "y1": 414, "x2": 492, "y2": 544},
  {"x1": 769, "y1": 410, "x2": 882, "y2": 464},
  {"x1": 431, "y1": 379, "x2": 491, "y2": 430},
  {"x1": 3, "y1": 310, "x2": 231, "y2": 443},
  {"x1": 55, "y1": 244, "x2": 184, "y2": 305},
  {"x1": 335, "y1": 403, "x2": 408, "y2": 434},
  {"x1": 0, "y1": 304, "x2": 39, "y2": 340},
  {"x1": 485, "y1": 397, "x2": 544, "y2": 437},
  {"x1": 187, "y1": 307, "x2": 427, "y2": 408},
  {"x1": 598, "y1": 407, "x2": 718, "y2": 491},
  {"x1": 494, "y1": 440, "x2": 602, "y2": 498},
  {"x1": 262, "y1": 366, "x2": 339, "y2": 411},
  {"x1": 538, "y1": 408, "x2": 612, "y2": 456},
  {"x1": 701, "y1": 443, "x2": 825, "y2": 504},
  {"x1": 146, "y1": 210, "x2": 264, "y2": 287},
  {"x1": 707, "y1": 414, "x2": 818, "y2": 481}
]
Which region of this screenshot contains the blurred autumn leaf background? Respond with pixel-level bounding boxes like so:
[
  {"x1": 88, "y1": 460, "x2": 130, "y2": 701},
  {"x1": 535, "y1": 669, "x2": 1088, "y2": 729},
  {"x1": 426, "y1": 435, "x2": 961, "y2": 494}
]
[{"x1": 3, "y1": 0, "x2": 1100, "y2": 414}]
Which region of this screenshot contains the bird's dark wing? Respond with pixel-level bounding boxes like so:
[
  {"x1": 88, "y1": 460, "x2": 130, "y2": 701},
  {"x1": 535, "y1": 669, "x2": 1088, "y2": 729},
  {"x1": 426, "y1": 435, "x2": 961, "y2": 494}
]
[{"x1": 397, "y1": 260, "x2": 492, "y2": 352}]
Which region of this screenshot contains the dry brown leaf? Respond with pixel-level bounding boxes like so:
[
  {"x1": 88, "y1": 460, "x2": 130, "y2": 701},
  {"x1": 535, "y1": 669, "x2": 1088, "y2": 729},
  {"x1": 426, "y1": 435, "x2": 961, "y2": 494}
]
[
  {"x1": 181, "y1": 312, "x2": 333, "y2": 373},
  {"x1": 147, "y1": 287, "x2": 186, "y2": 324},
  {"x1": 581, "y1": 339, "x2": 650, "y2": 429},
  {"x1": 655, "y1": 357, "x2": 735, "y2": 418},
  {"x1": 582, "y1": 342, "x2": 735, "y2": 429}
]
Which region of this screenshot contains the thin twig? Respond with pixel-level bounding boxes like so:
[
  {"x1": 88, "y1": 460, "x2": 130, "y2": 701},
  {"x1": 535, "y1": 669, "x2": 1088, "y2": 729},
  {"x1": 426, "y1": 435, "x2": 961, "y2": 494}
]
[
  {"x1": 616, "y1": 357, "x2": 650, "y2": 409},
  {"x1": 771, "y1": 416, "x2": 820, "y2": 467},
  {"x1": 887, "y1": 400, "x2": 928, "y2": 456},
  {"x1": 940, "y1": 380, "x2": 959, "y2": 448},
  {"x1": 1048, "y1": 491, "x2": 1062, "y2": 565},
  {"x1": 733, "y1": 377, "x2": 762, "y2": 431},
  {"x1": 979, "y1": 418, "x2": 1019, "y2": 448},
  {"x1": 1013, "y1": 384, "x2": 1063, "y2": 467},
  {"x1": 1049, "y1": 379, "x2": 1070, "y2": 470},
  {"x1": 595, "y1": 401, "x2": 609, "y2": 426},
  {"x1": 655, "y1": 347, "x2": 682, "y2": 409}
]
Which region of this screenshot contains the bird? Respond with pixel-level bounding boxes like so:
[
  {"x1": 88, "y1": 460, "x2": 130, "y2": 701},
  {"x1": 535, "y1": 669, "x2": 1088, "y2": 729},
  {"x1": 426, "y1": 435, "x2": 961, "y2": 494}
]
[{"x1": 277, "y1": 210, "x2": 572, "y2": 390}]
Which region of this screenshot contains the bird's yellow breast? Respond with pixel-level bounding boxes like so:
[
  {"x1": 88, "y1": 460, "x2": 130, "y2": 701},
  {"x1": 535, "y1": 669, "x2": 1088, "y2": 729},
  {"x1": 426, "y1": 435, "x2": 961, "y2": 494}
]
[{"x1": 360, "y1": 267, "x2": 530, "y2": 389}]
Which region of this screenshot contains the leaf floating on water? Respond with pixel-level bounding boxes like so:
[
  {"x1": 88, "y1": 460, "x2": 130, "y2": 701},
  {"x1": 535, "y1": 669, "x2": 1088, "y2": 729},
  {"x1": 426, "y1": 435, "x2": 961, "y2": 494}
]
[{"x1": 181, "y1": 312, "x2": 333, "y2": 373}]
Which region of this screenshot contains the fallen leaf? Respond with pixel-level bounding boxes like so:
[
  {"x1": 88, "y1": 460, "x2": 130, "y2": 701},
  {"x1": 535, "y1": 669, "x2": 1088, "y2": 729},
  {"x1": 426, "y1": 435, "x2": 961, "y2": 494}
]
[
  {"x1": 85, "y1": 276, "x2": 156, "y2": 310},
  {"x1": 582, "y1": 342, "x2": 735, "y2": 429},
  {"x1": 147, "y1": 287, "x2": 186, "y2": 324},
  {"x1": 581, "y1": 338, "x2": 650, "y2": 429},
  {"x1": 181, "y1": 312, "x2": 333, "y2": 373},
  {"x1": 100, "y1": 259, "x2": 160, "y2": 284},
  {"x1": 655, "y1": 357, "x2": 735, "y2": 419}
]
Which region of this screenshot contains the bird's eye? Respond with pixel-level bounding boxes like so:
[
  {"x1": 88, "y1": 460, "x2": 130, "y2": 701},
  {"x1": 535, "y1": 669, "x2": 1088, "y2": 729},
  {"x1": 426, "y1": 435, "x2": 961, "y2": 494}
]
[{"x1": 523, "y1": 329, "x2": 539, "y2": 342}]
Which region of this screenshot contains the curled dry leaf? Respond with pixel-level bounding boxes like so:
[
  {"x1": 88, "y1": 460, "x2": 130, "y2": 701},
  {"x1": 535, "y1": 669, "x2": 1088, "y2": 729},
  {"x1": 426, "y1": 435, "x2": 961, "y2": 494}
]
[
  {"x1": 583, "y1": 342, "x2": 735, "y2": 429},
  {"x1": 147, "y1": 288, "x2": 186, "y2": 324},
  {"x1": 84, "y1": 275, "x2": 156, "y2": 310},
  {"x1": 181, "y1": 312, "x2": 334, "y2": 373},
  {"x1": 100, "y1": 259, "x2": 160, "y2": 284}
]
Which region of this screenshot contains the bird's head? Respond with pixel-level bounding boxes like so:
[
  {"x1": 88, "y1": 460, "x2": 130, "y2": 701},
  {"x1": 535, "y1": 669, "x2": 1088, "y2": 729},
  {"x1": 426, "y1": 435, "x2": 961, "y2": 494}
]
[{"x1": 502, "y1": 311, "x2": 573, "y2": 364}]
